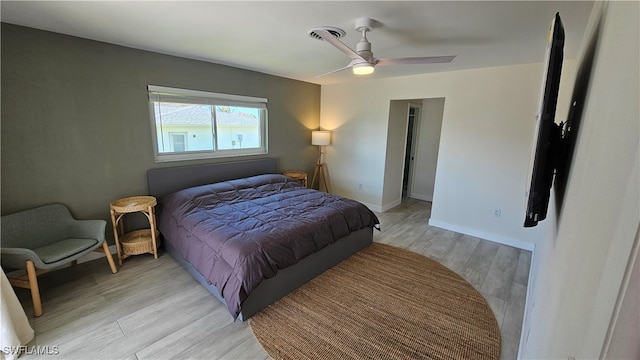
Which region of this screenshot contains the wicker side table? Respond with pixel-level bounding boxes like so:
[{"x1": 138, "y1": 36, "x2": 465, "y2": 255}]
[
  {"x1": 283, "y1": 171, "x2": 308, "y2": 188},
  {"x1": 109, "y1": 196, "x2": 160, "y2": 265}
]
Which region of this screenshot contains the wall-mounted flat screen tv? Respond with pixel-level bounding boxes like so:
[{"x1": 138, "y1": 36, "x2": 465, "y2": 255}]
[{"x1": 524, "y1": 13, "x2": 565, "y2": 228}]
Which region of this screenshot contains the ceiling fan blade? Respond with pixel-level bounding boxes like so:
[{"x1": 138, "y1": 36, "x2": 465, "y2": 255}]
[
  {"x1": 376, "y1": 55, "x2": 456, "y2": 66},
  {"x1": 315, "y1": 67, "x2": 349, "y2": 78},
  {"x1": 313, "y1": 29, "x2": 366, "y2": 62},
  {"x1": 314, "y1": 62, "x2": 357, "y2": 78}
]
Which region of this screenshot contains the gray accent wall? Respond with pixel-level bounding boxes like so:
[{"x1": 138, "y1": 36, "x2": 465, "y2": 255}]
[{"x1": 1, "y1": 24, "x2": 320, "y2": 233}]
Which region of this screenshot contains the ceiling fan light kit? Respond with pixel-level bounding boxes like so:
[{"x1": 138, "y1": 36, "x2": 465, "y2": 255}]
[
  {"x1": 352, "y1": 63, "x2": 375, "y2": 75},
  {"x1": 309, "y1": 17, "x2": 456, "y2": 77}
]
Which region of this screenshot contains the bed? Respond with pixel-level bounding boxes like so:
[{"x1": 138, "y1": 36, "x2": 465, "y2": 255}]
[{"x1": 147, "y1": 158, "x2": 379, "y2": 321}]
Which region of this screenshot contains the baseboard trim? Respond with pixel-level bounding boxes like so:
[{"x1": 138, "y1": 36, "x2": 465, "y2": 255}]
[
  {"x1": 518, "y1": 244, "x2": 537, "y2": 360},
  {"x1": 427, "y1": 218, "x2": 535, "y2": 251},
  {"x1": 356, "y1": 200, "x2": 382, "y2": 213},
  {"x1": 408, "y1": 193, "x2": 433, "y2": 202},
  {"x1": 380, "y1": 199, "x2": 402, "y2": 213}
]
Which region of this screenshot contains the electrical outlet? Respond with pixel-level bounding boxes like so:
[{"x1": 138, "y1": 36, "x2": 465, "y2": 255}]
[
  {"x1": 358, "y1": 183, "x2": 363, "y2": 190},
  {"x1": 494, "y1": 209, "x2": 502, "y2": 218}
]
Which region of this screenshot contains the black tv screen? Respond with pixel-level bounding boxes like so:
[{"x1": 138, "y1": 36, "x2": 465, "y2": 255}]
[{"x1": 524, "y1": 13, "x2": 565, "y2": 227}]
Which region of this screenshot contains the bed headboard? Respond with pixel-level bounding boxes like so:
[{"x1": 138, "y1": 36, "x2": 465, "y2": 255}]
[{"x1": 147, "y1": 158, "x2": 278, "y2": 199}]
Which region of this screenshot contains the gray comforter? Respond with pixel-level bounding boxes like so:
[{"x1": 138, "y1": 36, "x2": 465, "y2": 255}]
[{"x1": 157, "y1": 174, "x2": 379, "y2": 317}]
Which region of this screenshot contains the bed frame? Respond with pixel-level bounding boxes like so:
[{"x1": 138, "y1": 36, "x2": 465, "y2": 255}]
[{"x1": 147, "y1": 158, "x2": 373, "y2": 321}]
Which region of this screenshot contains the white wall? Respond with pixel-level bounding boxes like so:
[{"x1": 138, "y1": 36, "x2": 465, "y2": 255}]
[
  {"x1": 522, "y1": 2, "x2": 639, "y2": 358},
  {"x1": 604, "y1": 233, "x2": 639, "y2": 360},
  {"x1": 320, "y1": 83, "x2": 390, "y2": 209},
  {"x1": 321, "y1": 60, "x2": 575, "y2": 248}
]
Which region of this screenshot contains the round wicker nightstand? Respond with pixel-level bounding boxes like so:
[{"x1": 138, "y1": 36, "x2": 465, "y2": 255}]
[
  {"x1": 283, "y1": 171, "x2": 308, "y2": 188},
  {"x1": 109, "y1": 196, "x2": 160, "y2": 265}
]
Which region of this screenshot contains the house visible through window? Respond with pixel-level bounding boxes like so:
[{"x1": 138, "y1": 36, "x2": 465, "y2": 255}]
[{"x1": 148, "y1": 85, "x2": 268, "y2": 162}]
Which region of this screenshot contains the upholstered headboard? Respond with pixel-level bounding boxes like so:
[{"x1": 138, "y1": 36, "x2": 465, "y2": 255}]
[{"x1": 147, "y1": 158, "x2": 278, "y2": 199}]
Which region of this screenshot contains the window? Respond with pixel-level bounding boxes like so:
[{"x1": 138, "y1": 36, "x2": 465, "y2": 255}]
[{"x1": 148, "y1": 85, "x2": 268, "y2": 162}]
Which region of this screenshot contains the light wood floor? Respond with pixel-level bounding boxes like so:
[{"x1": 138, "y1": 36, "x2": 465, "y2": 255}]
[{"x1": 15, "y1": 199, "x2": 530, "y2": 360}]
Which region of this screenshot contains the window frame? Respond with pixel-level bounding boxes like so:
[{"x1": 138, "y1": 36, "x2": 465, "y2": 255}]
[{"x1": 148, "y1": 85, "x2": 268, "y2": 163}]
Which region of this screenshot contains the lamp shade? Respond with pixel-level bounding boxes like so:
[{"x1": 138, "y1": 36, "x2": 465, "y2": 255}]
[{"x1": 311, "y1": 130, "x2": 331, "y2": 146}]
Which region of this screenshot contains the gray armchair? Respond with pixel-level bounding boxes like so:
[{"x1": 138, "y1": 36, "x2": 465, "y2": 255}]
[{"x1": 1, "y1": 204, "x2": 117, "y2": 316}]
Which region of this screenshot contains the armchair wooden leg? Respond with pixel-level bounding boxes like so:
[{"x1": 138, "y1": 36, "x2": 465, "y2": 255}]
[
  {"x1": 26, "y1": 260, "x2": 43, "y2": 317},
  {"x1": 99, "y1": 241, "x2": 118, "y2": 274}
]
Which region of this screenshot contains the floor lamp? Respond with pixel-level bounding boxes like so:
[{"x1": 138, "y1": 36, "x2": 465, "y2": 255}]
[{"x1": 310, "y1": 130, "x2": 331, "y2": 193}]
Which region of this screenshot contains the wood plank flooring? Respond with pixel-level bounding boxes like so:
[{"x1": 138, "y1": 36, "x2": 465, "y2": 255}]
[{"x1": 14, "y1": 199, "x2": 530, "y2": 360}]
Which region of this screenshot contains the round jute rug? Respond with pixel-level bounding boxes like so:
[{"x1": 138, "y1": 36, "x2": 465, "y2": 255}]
[{"x1": 249, "y1": 242, "x2": 501, "y2": 360}]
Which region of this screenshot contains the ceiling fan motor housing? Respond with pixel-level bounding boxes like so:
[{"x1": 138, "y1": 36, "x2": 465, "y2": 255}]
[
  {"x1": 354, "y1": 18, "x2": 375, "y2": 63},
  {"x1": 356, "y1": 39, "x2": 373, "y2": 63}
]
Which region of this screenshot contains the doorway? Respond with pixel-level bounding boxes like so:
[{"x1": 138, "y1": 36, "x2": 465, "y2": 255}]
[{"x1": 381, "y1": 98, "x2": 444, "y2": 210}]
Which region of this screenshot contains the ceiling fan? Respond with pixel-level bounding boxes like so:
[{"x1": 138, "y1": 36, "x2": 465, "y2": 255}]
[{"x1": 309, "y1": 17, "x2": 456, "y2": 77}]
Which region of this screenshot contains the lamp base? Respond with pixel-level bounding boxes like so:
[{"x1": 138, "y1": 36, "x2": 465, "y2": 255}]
[{"x1": 310, "y1": 163, "x2": 331, "y2": 193}]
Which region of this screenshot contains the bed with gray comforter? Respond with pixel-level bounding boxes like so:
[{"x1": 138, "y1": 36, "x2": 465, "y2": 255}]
[{"x1": 156, "y1": 173, "x2": 379, "y2": 318}]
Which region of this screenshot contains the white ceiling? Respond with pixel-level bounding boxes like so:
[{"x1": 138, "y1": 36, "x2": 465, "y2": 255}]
[{"x1": 1, "y1": 1, "x2": 594, "y2": 85}]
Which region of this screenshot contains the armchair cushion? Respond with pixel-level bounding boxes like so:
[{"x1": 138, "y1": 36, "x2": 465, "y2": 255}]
[{"x1": 34, "y1": 238, "x2": 99, "y2": 264}]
